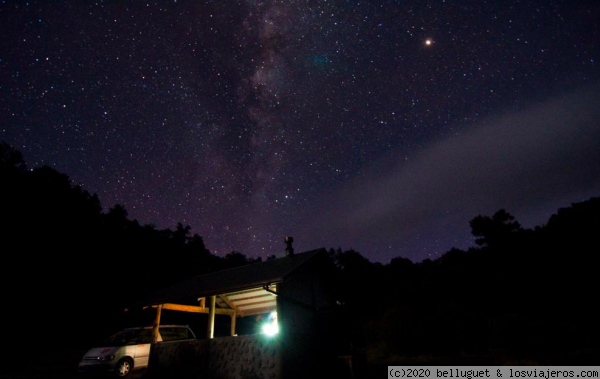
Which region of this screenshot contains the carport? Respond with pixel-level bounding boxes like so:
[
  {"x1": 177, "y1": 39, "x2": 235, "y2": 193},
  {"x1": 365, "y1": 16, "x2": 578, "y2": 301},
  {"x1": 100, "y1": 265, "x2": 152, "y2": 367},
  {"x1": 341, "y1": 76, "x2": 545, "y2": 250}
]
[{"x1": 131, "y1": 247, "x2": 337, "y2": 379}]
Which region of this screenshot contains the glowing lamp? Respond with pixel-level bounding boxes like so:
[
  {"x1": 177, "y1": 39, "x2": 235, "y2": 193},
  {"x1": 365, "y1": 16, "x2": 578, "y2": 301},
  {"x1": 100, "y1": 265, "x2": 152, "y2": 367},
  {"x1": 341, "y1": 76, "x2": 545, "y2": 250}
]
[{"x1": 261, "y1": 312, "x2": 279, "y2": 336}]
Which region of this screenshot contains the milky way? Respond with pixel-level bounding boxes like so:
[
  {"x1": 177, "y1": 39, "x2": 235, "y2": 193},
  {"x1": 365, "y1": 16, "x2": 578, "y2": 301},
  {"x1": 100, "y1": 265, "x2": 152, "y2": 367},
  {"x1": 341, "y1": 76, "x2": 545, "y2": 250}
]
[{"x1": 1, "y1": 0, "x2": 599, "y2": 261}]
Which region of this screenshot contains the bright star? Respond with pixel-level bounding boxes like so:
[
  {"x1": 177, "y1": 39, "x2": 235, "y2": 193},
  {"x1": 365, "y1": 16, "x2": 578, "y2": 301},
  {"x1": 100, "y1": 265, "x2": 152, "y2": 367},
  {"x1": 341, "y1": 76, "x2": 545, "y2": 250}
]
[{"x1": 425, "y1": 39, "x2": 433, "y2": 46}]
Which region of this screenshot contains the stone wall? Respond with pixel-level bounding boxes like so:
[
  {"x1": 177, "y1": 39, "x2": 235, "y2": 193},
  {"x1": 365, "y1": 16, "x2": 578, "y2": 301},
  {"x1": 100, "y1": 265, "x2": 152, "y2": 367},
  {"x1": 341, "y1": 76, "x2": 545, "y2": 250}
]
[
  {"x1": 208, "y1": 335, "x2": 281, "y2": 379},
  {"x1": 151, "y1": 334, "x2": 281, "y2": 379},
  {"x1": 151, "y1": 339, "x2": 209, "y2": 378}
]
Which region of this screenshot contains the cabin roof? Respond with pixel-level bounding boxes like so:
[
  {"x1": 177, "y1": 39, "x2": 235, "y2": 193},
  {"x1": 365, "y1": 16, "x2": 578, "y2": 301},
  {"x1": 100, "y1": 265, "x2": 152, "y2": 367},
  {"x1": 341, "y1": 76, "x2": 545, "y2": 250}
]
[{"x1": 135, "y1": 249, "x2": 325, "y2": 311}]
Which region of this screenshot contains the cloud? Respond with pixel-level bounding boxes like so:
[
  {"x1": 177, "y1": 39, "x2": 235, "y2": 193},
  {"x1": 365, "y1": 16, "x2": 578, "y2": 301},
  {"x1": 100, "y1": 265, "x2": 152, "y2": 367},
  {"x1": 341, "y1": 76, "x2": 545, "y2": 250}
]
[{"x1": 300, "y1": 83, "x2": 600, "y2": 259}]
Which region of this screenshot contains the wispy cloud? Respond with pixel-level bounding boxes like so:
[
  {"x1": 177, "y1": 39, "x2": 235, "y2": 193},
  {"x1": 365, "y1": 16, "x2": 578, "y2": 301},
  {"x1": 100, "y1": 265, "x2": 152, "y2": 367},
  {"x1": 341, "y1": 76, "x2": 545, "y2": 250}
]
[{"x1": 300, "y1": 84, "x2": 600, "y2": 260}]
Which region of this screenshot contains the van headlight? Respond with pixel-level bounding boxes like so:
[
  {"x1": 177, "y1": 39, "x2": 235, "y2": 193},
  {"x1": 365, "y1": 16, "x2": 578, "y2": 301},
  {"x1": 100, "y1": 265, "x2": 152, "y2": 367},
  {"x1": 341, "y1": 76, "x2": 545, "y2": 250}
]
[{"x1": 98, "y1": 355, "x2": 115, "y2": 361}]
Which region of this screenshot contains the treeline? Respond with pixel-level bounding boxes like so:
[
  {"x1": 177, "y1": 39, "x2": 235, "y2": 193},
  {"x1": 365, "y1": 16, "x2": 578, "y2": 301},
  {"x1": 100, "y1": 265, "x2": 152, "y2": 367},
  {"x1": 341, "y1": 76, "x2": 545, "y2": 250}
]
[
  {"x1": 0, "y1": 142, "x2": 262, "y2": 346},
  {"x1": 329, "y1": 203, "x2": 600, "y2": 364},
  {"x1": 2, "y1": 141, "x2": 599, "y2": 363}
]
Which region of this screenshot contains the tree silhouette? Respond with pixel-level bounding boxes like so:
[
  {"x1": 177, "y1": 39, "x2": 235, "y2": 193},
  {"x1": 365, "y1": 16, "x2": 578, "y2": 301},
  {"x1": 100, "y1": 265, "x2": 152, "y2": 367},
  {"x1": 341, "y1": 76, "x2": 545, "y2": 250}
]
[
  {"x1": 469, "y1": 209, "x2": 522, "y2": 247},
  {"x1": 0, "y1": 141, "x2": 249, "y2": 350},
  {"x1": 2, "y1": 140, "x2": 599, "y2": 365}
]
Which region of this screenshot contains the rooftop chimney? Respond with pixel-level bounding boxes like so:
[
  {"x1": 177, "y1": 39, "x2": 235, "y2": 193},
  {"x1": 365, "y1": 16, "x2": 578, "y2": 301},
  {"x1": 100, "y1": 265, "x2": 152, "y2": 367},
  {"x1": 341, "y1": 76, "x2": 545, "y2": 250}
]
[{"x1": 285, "y1": 237, "x2": 294, "y2": 257}]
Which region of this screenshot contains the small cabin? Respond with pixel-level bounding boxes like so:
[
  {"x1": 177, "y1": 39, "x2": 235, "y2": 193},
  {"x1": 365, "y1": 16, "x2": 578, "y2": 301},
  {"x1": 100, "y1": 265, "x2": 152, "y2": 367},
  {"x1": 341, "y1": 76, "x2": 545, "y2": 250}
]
[{"x1": 134, "y1": 246, "x2": 339, "y2": 379}]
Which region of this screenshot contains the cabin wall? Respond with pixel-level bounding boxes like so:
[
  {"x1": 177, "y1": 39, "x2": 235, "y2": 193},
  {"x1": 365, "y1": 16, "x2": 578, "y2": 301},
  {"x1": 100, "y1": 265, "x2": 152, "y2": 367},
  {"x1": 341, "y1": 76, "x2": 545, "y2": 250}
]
[
  {"x1": 278, "y1": 255, "x2": 337, "y2": 323},
  {"x1": 277, "y1": 256, "x2": 338, "y2": 379}
]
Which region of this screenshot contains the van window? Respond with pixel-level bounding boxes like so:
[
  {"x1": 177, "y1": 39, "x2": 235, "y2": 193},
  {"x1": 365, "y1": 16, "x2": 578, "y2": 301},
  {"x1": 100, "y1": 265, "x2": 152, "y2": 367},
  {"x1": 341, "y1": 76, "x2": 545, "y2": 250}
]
[
  {"x1": 160, "y1": 327, "x2": 194, "y2": 342},
  {"x1": 132, "y1": 329, "x2": 153, "y2": 344},
  {"x1": 103, "y1": 329, "x2": 151, "y2": 346}
]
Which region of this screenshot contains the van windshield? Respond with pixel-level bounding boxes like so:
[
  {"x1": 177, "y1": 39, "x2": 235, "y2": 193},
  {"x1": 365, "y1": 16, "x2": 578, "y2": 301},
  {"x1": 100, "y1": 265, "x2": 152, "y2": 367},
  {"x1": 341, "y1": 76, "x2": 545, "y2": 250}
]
[{"x1": 102, "y1": 329, "x2": 152, "y2": 346}]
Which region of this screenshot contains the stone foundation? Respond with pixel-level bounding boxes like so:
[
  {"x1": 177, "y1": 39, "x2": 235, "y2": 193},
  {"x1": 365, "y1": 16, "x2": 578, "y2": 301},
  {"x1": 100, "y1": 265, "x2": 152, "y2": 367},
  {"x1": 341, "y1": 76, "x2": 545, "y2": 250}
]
[{"x1": 151, "y1": 334, "x2": 281, "y2": 379}]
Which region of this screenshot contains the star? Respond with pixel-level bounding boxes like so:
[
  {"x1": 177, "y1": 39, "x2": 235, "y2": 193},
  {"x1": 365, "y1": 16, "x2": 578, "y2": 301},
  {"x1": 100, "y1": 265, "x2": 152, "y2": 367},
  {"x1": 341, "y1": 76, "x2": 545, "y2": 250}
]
[{"x1": 1, "y1": 0, "x2": 597, "y2": 262}]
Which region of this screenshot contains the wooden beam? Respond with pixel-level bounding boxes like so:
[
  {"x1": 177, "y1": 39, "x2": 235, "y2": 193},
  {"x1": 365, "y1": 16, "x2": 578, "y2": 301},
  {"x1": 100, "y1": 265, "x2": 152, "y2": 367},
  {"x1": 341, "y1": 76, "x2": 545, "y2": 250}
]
[
  {"x1": 230, "y1": 311, "x2": 237, "y2": 336},
  {"x1": 150, "y1": 303, "x2": 234, "y2": 315},
  {"x1": 241, "y1": 305, "x2": 278, "y2": 317},
  {"x1": 215, "y1": 308, "x2": 234, "y2": 315},
  {"x1": 219, "y1": 294, "x2": 239, "y2": 312},
  {"x1": 224, "y1": 286, "x2": 272, "y2": 297},
  {"x1": 226, "y1": 287, "x2": 264, "y2": 295},
  {"x1": 228, "y1": 293, "x2": 273, "y2": 302},
  {"x1": 206, "y1": 295, "x2": 216, "y2": 339},
  {"x1": 237, "y1": 299, "x2": 277, "y2": 308},
  {"x1": 161, "y1": 303, "x2": 205, "y2": 313}
]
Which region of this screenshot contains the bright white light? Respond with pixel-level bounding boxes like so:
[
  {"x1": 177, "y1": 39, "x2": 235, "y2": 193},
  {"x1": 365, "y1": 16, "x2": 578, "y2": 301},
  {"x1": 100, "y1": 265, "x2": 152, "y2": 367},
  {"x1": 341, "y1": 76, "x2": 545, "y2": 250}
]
[
  {"x1": 262, "y1": 322, "x2": 279, "y2": 336},
  {"x1": 261, "y1": 312, "x2": 279, "y2": 336}
]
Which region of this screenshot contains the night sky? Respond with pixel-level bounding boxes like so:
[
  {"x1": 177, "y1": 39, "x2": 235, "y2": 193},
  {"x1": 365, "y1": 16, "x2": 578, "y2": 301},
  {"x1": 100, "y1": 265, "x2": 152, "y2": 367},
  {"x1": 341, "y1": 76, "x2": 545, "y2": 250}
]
[{"x1": 1, "y1": 0, "x2": 599, "y2": 262}]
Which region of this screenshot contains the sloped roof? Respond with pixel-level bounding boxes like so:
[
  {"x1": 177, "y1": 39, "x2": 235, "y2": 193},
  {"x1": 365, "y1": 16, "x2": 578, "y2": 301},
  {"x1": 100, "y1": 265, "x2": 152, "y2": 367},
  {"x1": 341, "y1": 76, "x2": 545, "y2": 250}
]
[{"x1": 135, "y1": 249, "x2": 325, "y2": 308}]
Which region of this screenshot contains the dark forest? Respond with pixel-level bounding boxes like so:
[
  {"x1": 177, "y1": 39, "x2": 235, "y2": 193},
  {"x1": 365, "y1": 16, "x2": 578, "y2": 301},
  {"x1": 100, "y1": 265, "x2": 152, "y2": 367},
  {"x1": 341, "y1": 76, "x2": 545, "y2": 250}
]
[{"x1": 1, "y1": 141, "x2": 599, "y2": 372}]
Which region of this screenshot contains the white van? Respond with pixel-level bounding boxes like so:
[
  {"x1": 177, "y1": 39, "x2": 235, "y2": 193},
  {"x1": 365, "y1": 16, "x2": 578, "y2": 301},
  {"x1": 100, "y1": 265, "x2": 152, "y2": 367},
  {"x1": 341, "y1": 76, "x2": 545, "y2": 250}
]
[{"x1": 78, "y1": 325, "x2": 196, "y2": 377}]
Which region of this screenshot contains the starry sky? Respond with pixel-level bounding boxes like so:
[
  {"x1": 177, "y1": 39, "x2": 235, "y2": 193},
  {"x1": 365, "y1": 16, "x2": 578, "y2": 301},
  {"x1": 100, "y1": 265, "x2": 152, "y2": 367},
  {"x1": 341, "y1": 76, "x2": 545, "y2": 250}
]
[{"x1": 1, "y1": 0, "x2": 599, "y2": 262}]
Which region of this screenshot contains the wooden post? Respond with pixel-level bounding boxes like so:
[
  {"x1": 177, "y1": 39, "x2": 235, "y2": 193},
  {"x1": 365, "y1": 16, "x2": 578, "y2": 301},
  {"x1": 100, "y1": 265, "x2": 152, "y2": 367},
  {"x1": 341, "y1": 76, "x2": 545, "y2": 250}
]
[
  {"x1": 149, "y1": 304, "x2": 162, "y2": 372},
  {"x1": 206, "y1": 295, "x2": 216, "y2": 339},
  {"x1": 230, "y1": 311, "x2": 237, "y2": 336},
  {"x1": 152, "y1": 304, "x2": 163, "y2": 344},
  {"x1": 199, "y1": 297, "x2": 205, "y2": 309}
]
